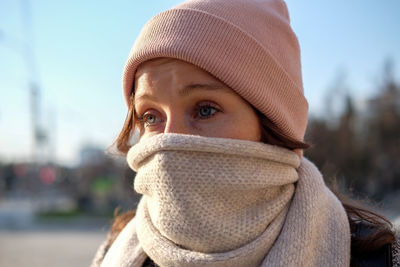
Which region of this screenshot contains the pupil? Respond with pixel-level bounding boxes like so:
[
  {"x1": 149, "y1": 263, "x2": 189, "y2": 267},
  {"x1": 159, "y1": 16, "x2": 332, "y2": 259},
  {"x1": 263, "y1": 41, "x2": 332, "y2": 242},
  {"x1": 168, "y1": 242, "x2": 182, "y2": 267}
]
[
  {"x1": 147, "y1": 115, "x2": 155, "y2": 123},
  {"x1": 200, "y1": 107, "x2": 211, "y2": 116}
]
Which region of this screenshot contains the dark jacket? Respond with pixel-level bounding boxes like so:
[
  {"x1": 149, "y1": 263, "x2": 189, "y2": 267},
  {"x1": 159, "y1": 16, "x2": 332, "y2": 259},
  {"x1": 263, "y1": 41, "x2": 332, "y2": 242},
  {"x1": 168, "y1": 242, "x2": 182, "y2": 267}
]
[{"x1": 351, "y1": 222, "x2": 398, "y2": 267}]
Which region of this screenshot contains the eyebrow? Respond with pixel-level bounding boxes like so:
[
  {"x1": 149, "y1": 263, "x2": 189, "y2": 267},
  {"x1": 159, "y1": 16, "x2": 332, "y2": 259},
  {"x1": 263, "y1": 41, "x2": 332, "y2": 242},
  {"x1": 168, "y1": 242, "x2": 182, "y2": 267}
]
[
  {"x1": 178, "y1": 83, "x2": 229, "y2": 96},
  {"x1": 135, "y1": 83, "x2": 230, "y2": 102}
]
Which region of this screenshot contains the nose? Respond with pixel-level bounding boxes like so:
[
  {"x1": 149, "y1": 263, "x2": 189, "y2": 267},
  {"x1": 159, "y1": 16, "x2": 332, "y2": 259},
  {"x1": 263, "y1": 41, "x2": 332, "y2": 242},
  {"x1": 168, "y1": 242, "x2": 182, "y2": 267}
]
[{"x1": 164, "y1": 114, "x2": 192, "y2": 135}]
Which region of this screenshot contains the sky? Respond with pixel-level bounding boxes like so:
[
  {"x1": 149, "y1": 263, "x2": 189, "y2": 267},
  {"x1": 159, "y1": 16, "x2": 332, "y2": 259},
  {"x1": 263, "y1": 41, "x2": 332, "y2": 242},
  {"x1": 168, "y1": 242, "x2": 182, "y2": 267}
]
[{"x1": 1, "y1": 0, "x2": 399, "y2": 166}]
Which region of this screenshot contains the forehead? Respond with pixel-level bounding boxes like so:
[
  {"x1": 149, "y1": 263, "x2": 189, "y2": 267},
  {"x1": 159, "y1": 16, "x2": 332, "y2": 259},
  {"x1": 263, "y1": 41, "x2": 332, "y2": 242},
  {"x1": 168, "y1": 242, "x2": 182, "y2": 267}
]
[
  {"x1": 133, "y1": 57, "x2": 241, "y2": 103},
  {"x1": 134, "y1": 58, "x2": 221, "y2": 86}
]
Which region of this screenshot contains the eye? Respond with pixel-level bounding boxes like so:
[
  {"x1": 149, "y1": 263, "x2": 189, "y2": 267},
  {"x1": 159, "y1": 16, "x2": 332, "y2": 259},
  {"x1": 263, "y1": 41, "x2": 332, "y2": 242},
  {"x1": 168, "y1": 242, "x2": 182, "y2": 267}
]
[
  {"x1": 144, "y1": 114, "x2": 157, "y2": 125},
  {"x1": 137, "y1": 111, "x2": 162, "y2": 127},
  {"x1": 196, "y1": 103, "x2": 220, "y2": 119}
]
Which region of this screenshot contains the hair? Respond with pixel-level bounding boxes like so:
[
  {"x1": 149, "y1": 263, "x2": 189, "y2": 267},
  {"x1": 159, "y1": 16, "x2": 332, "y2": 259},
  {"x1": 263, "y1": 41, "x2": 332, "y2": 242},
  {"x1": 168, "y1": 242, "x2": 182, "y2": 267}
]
[{"x1": 109, "y1": 92, "x2": 395, "y2": 264}]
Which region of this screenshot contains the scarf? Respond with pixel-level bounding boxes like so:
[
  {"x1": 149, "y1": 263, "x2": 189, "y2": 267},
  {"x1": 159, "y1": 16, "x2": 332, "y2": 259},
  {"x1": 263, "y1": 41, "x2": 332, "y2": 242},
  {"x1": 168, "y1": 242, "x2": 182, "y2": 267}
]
[{"x1": 100, "y1": 134, "x2": 350, "y2": 267}]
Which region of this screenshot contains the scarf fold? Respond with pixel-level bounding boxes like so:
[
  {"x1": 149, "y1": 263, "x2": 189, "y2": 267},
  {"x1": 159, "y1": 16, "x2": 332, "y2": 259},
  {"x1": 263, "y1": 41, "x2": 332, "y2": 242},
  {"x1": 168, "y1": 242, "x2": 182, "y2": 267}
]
[{"x1": 101, "y1": 134, "x2": 350, "y2": 267}]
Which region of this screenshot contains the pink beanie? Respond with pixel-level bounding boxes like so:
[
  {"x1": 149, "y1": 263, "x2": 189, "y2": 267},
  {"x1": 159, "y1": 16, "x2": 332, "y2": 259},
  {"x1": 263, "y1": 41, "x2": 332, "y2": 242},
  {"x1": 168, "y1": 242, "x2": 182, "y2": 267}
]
[{"x1": 122, "y1": 0, "x2": 309, "y2": 142}]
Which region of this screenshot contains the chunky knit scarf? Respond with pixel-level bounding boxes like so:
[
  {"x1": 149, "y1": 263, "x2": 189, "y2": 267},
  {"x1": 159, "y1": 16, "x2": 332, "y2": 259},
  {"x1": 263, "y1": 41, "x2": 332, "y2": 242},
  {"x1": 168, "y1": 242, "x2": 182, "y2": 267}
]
[{"x1": 100, "y1": 134, "x2": 350, "y2": 267}]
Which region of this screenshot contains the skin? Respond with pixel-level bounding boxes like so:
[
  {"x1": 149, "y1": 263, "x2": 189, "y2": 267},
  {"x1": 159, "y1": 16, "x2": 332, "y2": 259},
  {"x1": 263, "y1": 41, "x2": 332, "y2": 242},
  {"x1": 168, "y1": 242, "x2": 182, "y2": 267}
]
[{"x1": 134, "y1": 58, "x2": 261, "y2": 141}]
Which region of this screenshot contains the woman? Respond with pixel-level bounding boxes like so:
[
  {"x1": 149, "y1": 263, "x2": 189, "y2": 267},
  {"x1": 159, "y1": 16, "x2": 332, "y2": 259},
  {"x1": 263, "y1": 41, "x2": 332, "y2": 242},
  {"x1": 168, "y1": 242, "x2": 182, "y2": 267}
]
[{"x1": 92, "y1": 0, "x2": 400, "y2": 266}]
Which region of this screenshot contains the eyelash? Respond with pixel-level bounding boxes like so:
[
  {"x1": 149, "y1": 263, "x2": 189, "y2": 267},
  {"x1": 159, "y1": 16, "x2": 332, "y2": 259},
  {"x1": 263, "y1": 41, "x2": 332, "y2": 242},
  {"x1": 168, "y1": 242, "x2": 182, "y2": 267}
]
[
  {"x1": 194, "y1": 103, "x2": 220, "y2": 119},
  {"x1": 136, "y1": 103, "x2": 221, "y2": 128},
  {"x1": 136, "y1": 112, "x2": 159, "y2": 127}
]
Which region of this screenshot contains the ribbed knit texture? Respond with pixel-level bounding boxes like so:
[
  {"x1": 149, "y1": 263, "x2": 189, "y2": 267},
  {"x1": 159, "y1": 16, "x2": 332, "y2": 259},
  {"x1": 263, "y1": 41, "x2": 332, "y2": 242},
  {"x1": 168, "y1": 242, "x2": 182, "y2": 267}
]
[
  {"x1": 99, "y1": 134, "x2": 350, "y2": 267},
  {"x1": 122, "y1": 0, "x2": 309, "y2": 142},
  {"x1": 393, "y1": 222, "x2": 400, "y2": 267},
  {"x1": 99, "y1": 218, "x2": 147, "y2": 267}
]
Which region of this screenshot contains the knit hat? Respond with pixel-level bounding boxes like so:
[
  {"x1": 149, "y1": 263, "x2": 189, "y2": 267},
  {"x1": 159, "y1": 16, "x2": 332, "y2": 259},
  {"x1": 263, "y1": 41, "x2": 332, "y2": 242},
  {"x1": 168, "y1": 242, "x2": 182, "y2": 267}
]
[{"x1": 122, "y1": 0, "x2": 309, "y2": 142}]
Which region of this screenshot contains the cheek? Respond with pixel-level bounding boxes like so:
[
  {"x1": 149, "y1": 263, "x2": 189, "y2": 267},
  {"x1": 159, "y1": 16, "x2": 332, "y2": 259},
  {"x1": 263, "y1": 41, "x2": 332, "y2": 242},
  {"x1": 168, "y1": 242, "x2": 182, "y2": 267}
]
[
  {"x1": 227, "y1": 120, "x2": 261, "y2": 141},
  {"x1": 203, "y1": 114, "x2": 261, "y2": 142}
]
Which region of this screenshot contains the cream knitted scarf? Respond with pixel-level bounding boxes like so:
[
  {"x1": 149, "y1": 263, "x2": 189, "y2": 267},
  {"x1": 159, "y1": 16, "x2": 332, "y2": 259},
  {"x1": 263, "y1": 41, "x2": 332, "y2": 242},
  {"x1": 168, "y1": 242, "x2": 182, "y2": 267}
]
[{"x1": 101, "y1": 134, "x2": 350, "y2": 267}]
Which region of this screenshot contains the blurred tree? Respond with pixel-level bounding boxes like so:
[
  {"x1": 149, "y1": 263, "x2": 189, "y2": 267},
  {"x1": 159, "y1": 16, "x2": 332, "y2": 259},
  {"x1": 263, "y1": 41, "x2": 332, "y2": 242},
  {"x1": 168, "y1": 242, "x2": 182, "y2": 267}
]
[{"x1": 305, "y1": 59, "x2": 400, "y2": 202}]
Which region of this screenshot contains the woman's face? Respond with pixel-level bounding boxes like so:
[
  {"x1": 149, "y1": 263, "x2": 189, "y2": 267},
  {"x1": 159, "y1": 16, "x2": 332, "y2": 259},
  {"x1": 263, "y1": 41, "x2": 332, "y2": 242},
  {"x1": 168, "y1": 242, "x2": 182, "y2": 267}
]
[{"x1": 134, "y1": 58, "x2": 261, "y2": 141}]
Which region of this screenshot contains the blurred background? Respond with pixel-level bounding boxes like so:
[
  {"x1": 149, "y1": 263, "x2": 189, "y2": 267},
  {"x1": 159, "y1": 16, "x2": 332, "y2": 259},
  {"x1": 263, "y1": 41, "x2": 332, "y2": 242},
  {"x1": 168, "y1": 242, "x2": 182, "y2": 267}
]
[{"x1": 0, "y1": 0, "x2": 399, "y2": 266}]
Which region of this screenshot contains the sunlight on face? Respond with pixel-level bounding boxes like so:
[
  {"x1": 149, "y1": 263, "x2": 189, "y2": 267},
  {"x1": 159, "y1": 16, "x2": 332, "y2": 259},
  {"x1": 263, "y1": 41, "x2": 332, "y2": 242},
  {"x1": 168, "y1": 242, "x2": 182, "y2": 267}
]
[{"x1": 134, "y1": 58, "x2": 261, "y2": 141}]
